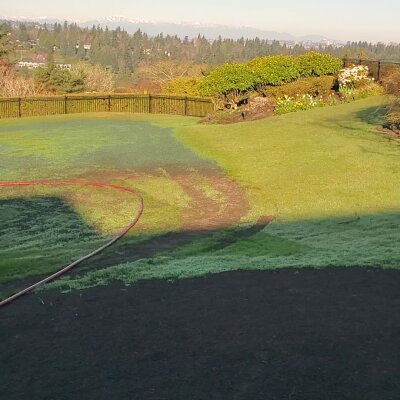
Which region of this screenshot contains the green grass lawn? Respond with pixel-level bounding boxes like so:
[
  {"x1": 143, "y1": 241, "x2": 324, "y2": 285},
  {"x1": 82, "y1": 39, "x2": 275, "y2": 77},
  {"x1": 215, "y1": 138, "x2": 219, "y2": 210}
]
[
  {"x1": 0, "y1": 196, "x2": 105, "y2": 282},
  {"x1": 176, "y1": 97, "x2": 399, "y2": 222},
  {"x1": 0, "y1": 97, "x2": 399, "y2": 292},
  {"x1": 0, "y1": 114, "x2": 212, "y2": 283},
  {"x1": 0, "y1": 113, "x2": 211, "y2": 181}
]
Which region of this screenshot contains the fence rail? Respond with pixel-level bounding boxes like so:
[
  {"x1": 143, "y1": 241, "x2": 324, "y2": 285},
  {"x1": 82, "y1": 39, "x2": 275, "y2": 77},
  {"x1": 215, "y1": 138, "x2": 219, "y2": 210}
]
[
  {"x1": 343, "y1": 58, "x2": 400, "y2": 81},
  {"x1": 0, "y1": 94, "x2": 215, "y2": 119}
]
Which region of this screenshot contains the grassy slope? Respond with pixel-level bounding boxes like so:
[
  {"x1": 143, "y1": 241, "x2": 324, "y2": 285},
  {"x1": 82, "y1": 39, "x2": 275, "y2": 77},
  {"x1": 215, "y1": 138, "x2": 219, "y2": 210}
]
[
  {"x1": 0, "y1": 197, "x2": 105, "y2": 282},
  {"x1": 176, "y1": 97, "x2": 399, "y2": 222},
  {"x1": 43, "y1": 98, "x2": 400, "y2": 292},
  {"x1": 0, "y1": 113, "x2": 207, "y2": 182},
  {"x1": 0, "y1": 114, "x2": 210, "y2": 282}
]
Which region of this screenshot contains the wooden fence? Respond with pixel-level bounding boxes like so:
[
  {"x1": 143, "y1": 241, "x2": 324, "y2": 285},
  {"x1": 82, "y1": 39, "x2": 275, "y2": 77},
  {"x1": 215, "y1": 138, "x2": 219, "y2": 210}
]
[
  {"x1": 0, "y1": 94, "x2": 215, "y2": 119},
  {"x1": 343, "y1": 58, "x2": 400, "y2": 81}
]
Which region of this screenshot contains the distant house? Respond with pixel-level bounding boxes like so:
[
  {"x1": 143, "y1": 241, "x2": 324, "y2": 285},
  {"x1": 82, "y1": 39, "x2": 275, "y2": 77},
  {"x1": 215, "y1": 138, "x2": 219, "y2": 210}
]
[
  {"x1": 17, "y1": 61, "x2": 72, "y2": 70},
  {"x1": 17, "y1": 61, "x2": 46, "y2": 69}
]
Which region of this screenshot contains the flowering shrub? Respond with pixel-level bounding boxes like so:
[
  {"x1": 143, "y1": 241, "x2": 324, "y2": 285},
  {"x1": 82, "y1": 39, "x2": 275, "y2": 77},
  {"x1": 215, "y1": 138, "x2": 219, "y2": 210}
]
[
  {"x1": 276, "y1": 94, "x2": 324, "y2": 114},
  {"x1": 338, "y1": 65, "x2": 371, "y2": 88},
  {"x1": 337, "y1": 65, "x2": 384, "y2": 101}
]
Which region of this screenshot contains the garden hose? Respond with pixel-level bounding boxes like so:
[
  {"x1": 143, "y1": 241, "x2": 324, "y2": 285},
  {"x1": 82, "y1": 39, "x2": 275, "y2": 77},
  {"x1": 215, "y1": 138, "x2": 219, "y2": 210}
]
[{"x1": 0, "y1": 181, "x2": 144, "y2": 307}]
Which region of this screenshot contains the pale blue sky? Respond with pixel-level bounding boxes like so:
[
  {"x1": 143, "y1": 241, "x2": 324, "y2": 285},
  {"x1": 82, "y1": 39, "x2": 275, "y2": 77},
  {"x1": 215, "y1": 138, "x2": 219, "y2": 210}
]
[{"x1": 2, "y1": 0, "x2": 399, "y2": 42}]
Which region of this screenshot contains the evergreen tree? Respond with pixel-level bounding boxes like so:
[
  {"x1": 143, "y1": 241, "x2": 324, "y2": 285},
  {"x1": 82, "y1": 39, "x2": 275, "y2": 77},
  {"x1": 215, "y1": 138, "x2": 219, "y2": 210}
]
[{"x1": 0, "y1": 23, "x2": 10, "y2": 59}]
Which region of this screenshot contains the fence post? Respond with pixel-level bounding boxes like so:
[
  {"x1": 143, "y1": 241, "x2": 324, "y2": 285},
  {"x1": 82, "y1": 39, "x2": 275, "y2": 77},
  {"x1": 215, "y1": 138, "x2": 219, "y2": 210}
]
[
  {"x1": 148, "y1": 94, "x2": 152, "y2": 114},
  {"x1": 108, "y1": 95, "x2": 111, "y2": 112},
  {"x1": 18, "y1": 98, "x2": 22, "y2": 118},
  {"x1": 377, "y1": 61, "x2": 381, "y2": 81},
  {"x1": 64, "y1": 96, "x2": 68, "y2": 114},
  {"x1": 184, "y1": 97, "x2": 188, "y2": 116}
]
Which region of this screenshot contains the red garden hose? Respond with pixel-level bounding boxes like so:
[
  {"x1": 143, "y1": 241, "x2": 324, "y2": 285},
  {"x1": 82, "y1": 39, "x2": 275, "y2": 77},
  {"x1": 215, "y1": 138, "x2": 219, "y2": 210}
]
[{"x1": 0, "y1": 181, "x2": 144, "y2": 307}]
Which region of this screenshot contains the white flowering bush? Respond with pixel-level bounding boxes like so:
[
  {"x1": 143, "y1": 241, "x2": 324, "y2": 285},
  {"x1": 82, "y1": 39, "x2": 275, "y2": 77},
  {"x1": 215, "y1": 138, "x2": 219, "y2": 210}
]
[{"x1": 338, "y1": 65, "x2": 371, "y2": 88}]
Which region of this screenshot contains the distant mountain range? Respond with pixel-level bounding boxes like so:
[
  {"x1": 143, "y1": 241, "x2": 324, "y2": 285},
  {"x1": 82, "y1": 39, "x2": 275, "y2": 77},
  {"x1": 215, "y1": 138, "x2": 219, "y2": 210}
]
[
  {"x1": 1, "y1": 15, "x2": 335, "y2": 43},
  {"x1": 83, "y1": 17, "x2": 331, "y2": 42}
]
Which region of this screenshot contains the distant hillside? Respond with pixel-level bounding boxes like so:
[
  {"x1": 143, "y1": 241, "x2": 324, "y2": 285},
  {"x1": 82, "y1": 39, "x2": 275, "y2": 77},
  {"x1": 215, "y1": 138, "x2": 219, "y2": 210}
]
[{"x1": 0, "y1": 15, "x2": 329, "y2": 42}]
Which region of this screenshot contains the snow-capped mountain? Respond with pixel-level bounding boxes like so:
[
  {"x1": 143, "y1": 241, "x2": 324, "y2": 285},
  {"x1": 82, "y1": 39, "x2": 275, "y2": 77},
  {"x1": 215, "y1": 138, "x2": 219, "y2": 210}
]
[
  {"x1": 83, "y1": 17, "x2": 329, "y2": 42},
  {"x1": 101, "y1": 16, "x2": 153, "y2": 24},
  {"x1": 0, "y1": 15, "x2": 75, "y2": 24}
]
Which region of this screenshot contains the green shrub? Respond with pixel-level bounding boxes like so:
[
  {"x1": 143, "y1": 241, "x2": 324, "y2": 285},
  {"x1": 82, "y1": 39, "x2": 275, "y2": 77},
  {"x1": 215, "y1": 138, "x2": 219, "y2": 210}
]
[
  {"x1": 35, "y1": 65, "x2": 84, "y2": 93},
  {"x1": 297, "y1": 52, "x2": 342, "y2": 77},
  {"x1": 263, "y1": 76, "x2": 336, "y2": 98},
  {"x1": 247, "y1": 55, "x2": 300, "y2": 88},
  {"x1": 164, "y1": 77, "x2": 202, "y2": 97},
  {"x1": 198, "y1": 62, "x2": 255, "y2": 108}
]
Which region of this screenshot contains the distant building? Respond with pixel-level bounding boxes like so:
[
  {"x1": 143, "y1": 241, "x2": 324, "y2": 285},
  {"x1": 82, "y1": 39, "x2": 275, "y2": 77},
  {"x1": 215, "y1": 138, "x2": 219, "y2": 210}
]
[
  {"x1": 17, "y1": 61, "x2": 72, "y2": 70},
  {"x1": 17, "y1": 61, "x2": 46, "y2": 69}
]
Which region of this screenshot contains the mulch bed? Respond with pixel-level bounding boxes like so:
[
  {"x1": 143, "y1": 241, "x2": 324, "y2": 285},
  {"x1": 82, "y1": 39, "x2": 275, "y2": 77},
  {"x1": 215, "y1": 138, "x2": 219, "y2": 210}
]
[{"x1": 1, "y1": 268, "x2": 400, "y2": 400}]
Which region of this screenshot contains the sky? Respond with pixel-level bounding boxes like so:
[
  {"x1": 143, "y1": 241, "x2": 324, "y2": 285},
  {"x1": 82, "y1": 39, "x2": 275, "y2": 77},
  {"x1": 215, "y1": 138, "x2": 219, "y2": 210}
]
[{"x1": 1, "y1": 0, "x2": 400, "y2": 43}]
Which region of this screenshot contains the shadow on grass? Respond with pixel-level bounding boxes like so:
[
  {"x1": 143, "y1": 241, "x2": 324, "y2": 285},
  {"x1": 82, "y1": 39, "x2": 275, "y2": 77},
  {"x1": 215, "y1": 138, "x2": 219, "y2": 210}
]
[
  {"x1": 0, "y1": 198, "x2": 271, "y2": 295},
  {"x1": 78, "y1": 217, "x2": 273, "y2": 273},
  {"x1": 0, "y1": 196, "x2": 105, "y2": 285},
  {"x1": 2, "y1": 194, "x2": 399, "y2": 296},
  {"x1": 356, "y1": 104, "x2": 388, "y2": 126},
  {"x1": 44, "y1": 210, "x2": 400, "y2": 293}
]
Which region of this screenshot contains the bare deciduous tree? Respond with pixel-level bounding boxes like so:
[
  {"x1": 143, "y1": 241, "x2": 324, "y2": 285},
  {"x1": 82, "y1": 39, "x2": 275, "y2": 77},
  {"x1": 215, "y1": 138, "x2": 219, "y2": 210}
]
[
  {"x1": 138, "y1": 60, "x2": 195, "y2": 88},
  {"x1": 0, "y1": 67, "x2": 47, "y2": 97},
  {"x1": 72, "y1": 62, "x2": 115, "y2": 92}
]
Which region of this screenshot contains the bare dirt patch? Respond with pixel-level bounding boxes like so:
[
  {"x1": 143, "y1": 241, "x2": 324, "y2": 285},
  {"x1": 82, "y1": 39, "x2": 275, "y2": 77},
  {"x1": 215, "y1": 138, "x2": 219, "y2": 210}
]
[
  {"x1": 202, "y1": 97, "x2": 276, "y2": 125},
  {"x1": 77, "y1": 167, "x2": 251, "y2": 232},
  {"x1": 173, "y1": 171, "x2": 250, "y2": 230}
]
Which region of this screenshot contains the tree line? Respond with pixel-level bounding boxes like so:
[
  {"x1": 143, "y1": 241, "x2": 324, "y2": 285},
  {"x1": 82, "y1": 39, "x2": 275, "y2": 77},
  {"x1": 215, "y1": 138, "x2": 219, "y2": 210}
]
[
  {"x1": 1, "y1": 20, "x2": 400, "y2": 97},
  {"x1": 2, "y1": 20, "x2": 400, "y2": 78}
]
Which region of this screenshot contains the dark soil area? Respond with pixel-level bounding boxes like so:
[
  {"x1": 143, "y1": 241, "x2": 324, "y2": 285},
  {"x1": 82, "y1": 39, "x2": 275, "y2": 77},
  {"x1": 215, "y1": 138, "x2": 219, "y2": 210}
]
[{"x1": 1, "y1": 268, "x2": 400, "y2": 400}]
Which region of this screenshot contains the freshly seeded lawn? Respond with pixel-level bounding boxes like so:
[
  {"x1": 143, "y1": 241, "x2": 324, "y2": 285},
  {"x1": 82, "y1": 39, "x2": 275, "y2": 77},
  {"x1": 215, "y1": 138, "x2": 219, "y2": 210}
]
[{"x1": 0, "y1": 97, "x2": 399, "y2": 291}]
